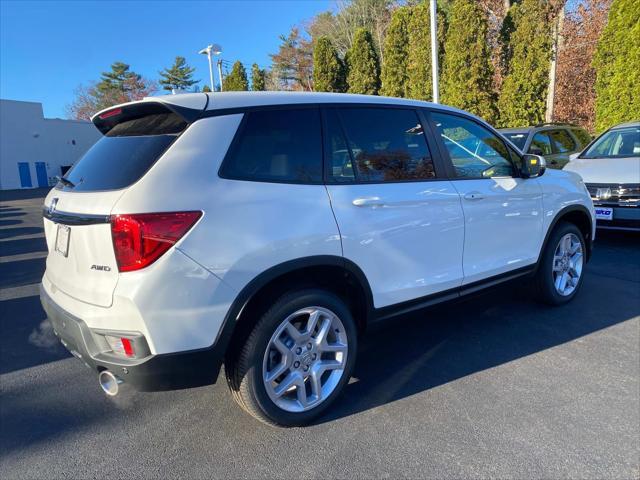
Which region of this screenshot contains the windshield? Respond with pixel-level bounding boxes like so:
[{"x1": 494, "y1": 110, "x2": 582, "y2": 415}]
[
  {"x1": 502, "y1": 132, "x2": 527, "y2": 150},
  {"x1": 581, "y1": 126, "x2": 640, "y2": 159}
]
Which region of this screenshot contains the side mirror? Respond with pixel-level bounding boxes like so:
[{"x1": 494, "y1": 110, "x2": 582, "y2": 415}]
[{"x1": 521, "y1": 154, "x2": 546, "y2": 178}]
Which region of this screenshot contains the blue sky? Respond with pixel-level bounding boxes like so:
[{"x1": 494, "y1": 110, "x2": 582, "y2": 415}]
[{"x1": 0, "y1": 0, "x2": 333, "y2": 118}]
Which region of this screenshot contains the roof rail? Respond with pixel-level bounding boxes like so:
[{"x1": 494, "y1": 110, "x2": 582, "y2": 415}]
[{"x1": 534, "y1": 122, "x2": 579, "y2": 128}]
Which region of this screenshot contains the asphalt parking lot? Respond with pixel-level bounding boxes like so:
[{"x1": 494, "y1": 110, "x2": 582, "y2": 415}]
[{"x1": 1, "y1": 189, "x2": 638, "y2": 479}]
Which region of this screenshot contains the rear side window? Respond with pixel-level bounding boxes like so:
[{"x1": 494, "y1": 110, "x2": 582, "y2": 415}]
[
  {"x1": 530, "y1": 132, "x2": 553, "y2": 155},
  {"x1": 328, "y1": 107, "x2": 435, "y2": 182},
  {"x1": 220, "y1": 108, "x2": 322, "y2": 183},
  {"x1": 60, "y1": 108, "x2": 187, "y2": 192},
  {"x1": 549, "y1": 129, "x2": 576, "y2": 153},
  {"x1": 572, "y1": 128, "x2": 591, "y2": 147}
]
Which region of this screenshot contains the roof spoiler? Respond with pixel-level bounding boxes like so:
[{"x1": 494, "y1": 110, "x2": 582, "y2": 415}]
[{"x1": 92, "y1": 100, "x2": 203, "y2": 135}]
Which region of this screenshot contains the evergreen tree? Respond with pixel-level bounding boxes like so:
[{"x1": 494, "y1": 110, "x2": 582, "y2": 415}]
[
  {"x1": 68, "y1": 62, "x2": 156, "y2": 120},
  {"x1": 405, "y1": 1, "x2": 448, "y2": 101},
  {"x1": 96, "y1": 61, "x2": 145, "y2": 95},
  {"x1": 159, "y1": 56, "x2": 198, "y2": 91},
  {"x1": 593, "y1": 0, "x2": 640, "y2": 131},
  {"x1": 313, "y1": 37, "x2": 346, "y2": 92},
  {"x1": 251, "y1": 63, "x2": 267, "y2": 91},
  {"x1": 346, "y1": 28, "x2": 380, "y2": 94},
  {"x1": 498, "y1": 0, "x2": 552, "y2": 127},
  {"x1": 225, "y1": 61, "x2": 249, "y2": 91},
  {"x1": 202, "y1": 85, "x2": 212, "y2": 93},
  {"x1": 407, "y1": 2, "x2": 433, "y2": 100},
  {"x1": 440, "y1": 0, "x2": 497, "y2": 122},
  {"x1": 381, "y1": 6, "x2": 410, "y2": 97}
]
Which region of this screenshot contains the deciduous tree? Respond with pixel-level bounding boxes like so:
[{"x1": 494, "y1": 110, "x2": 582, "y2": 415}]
[
  {"x1": 270, "y1": 27, "x2": 314, "y2": 91},
  {"x1": 553, "y1": 0, "x2": 611, "y2": 131}
]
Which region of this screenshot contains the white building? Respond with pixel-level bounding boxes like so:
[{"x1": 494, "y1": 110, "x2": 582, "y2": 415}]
[{"x1": 0, "y1": 99, "x2": 102, "y2": 190}]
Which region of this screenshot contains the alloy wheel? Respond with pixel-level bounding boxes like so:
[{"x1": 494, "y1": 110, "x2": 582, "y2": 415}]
[
  {"x1": 552, "y1": 233, "x2": 583, "y2": 296},
  {"x1": 262, "y1": 306, "x2": 348, "y2": 413}
]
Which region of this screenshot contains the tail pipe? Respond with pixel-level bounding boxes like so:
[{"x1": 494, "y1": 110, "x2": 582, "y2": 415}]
[{"x1": 98, "y1": 370, "x2": 123, "y2": 396}]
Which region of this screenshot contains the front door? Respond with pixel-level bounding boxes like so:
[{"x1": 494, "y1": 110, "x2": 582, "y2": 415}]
[
  {"x1": 35, "y1": 162, "x2": 48, "y2": 187},
  {"x1": 428, "y1": 111, "x2": 544, "y2": 285},
  {"x1": 323, "y1": 106, "x2": 465, "y2": 308},
  {"x1": 18, "y1": 162, "x2": 32, "y2": 188}
]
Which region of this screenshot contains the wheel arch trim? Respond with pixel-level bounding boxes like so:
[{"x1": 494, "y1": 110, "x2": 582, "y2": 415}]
[
  {"x1": 539, "y1": 204, "x2": 594, "y2": 265},
  {"x1": 215, "y1": 255, "x2": 374, "y2": 359}
]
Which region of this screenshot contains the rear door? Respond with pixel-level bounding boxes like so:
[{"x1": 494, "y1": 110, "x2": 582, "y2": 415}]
[
  {"x1": 43, "y1": 102, "x2": 196, "y2": 307},
  {"x1": 428, "y1": 110, "x2": 544, "y2": 285},
  {"x1": 324, "y1": 106, "x2": 464, "y2": 308}
]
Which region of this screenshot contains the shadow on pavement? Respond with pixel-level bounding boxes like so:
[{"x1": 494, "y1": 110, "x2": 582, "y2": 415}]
[
  {"x1": 0, "y1": 257, "x2": 46, "y2": 289},
  {"x1": 0, "y1": 187, "x2": 51, "y2": 202}
]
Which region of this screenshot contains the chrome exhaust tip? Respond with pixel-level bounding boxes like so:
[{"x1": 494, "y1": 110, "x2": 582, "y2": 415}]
[{"x1": 98, "y1": 370, "x2": 123, "y2": 396}]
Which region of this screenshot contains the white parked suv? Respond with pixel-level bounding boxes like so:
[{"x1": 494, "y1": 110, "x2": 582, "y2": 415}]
[
  {"x1": 564, "y1": 121, "x2": 640, "y2": 231},
  {"x1": 40, "y1": 92, "x2": 595, "y2": 426}
]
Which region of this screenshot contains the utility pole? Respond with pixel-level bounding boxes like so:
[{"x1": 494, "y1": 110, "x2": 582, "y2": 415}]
[
  {"x1": 546, "y1": 7, "x2": 565, "y2": 122},
  {"x1": 430, "y1": 0, "x2": 439, "y2": 103},
  {"x1": 217, "y1": 59, "x2": 224, "y2": 92}
]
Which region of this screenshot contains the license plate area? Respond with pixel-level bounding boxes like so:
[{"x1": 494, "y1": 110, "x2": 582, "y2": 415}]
[
  {"x1": 55, "y1": 224, "x2": 70, "y2": 256},
  {"x1": 595, "y1": 207, "x2": 613, "y2": 220}
]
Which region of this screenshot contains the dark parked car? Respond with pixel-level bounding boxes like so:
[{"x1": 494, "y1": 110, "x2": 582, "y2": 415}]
[{"x1": 499, "y1": 123, "x2": 592, "y2": 169}]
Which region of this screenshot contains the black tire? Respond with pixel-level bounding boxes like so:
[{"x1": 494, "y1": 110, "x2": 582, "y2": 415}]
[
  {"x1": 225, "y1": 289, "x2": 357, "y2": 427},
  {"x1": 536, "y1": 221, "x2": 586, "y2": 305}
]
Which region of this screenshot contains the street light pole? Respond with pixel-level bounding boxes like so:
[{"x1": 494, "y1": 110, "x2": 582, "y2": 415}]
[
  {"x1": 430, "y1": 0, "x2": 440, "y2": 104},
  {"x1": 206, "y1": 49, "x2": 215, "y2": 92},
  {"x1": 199, "y1": 44, "x2": 223, "y2": 92}
]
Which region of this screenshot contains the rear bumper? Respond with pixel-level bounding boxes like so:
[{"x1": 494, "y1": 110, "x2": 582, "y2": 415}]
[{"x1": 40, "y1": 284, "x2": 224, "y2": 391}]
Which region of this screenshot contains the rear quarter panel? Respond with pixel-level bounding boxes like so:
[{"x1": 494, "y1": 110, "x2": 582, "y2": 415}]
[{"x1": 113, "y1": 113, "x2": 343, "y2": 294}]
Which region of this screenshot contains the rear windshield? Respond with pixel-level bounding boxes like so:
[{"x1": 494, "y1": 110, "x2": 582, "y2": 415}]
[
  {"x1": 502, "y1": 132, "x2": 528, "y2": 150},
  {"x1": 57, "y1": 111, "x2": 187, "y2": 192}
]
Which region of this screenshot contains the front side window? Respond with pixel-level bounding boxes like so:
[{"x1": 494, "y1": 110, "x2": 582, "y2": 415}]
[
  {"x1": 581, "y1": 126, "x2": 640, "y2": 158},
  {"x1": 221, "y1": 108, "x2": 322, "y2": 183},
  {"x1": 431, "y1": 112, "x2": 514, "y2": 178},
  {"x1": 327, "y1": 107, "x2": 436, "y2": 182},
  {"x1": 549, "y1": 129, "x2": 576, "y2": 153},
  {"x1": 530, "y1": 132, "x2": 553, "y2": 156}
]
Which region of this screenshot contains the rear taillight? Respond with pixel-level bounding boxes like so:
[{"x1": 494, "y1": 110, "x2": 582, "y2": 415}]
[{"x1": 110, "y1": 211, "x2": 202, "y2": 272}]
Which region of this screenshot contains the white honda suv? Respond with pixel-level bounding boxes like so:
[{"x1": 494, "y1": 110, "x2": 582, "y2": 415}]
[{"x1": 40, "y1": 92, "x2": 595, "y2": 426}]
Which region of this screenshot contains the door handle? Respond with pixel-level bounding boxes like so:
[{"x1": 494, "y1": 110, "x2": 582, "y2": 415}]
[
  {"x1": 463, "y1": 192, "x2": 485, "y2": 201},
  {"x1": 352, "y1": 197, "x2": 384, "y2": 207}
]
